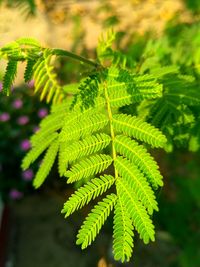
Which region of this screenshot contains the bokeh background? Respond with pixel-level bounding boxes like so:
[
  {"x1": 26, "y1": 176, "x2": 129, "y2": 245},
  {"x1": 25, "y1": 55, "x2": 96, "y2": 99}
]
[{"x1": 0, "y1": 0, "x2": 200, "y2": 267}]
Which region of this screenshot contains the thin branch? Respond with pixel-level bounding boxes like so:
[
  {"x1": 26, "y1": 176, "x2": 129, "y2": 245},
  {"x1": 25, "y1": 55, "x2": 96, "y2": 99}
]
[{"x1": 51, "y1": 48, "x2": 101, "y2": 68}]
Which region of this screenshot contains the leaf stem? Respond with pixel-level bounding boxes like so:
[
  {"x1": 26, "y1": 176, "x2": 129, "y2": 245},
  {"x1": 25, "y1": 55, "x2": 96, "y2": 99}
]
[
  {"x1": 104, "y1": 81, "x2": 118, "y2": 179},
  {"x1": 51, "y1": 48, "x2": 101, "y2": 68}
]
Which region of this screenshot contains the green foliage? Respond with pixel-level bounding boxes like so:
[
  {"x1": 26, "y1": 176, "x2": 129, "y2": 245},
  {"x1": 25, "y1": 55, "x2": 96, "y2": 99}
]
[
  {"x1": 1, "y1": 26, "x2": 200, "y2": 263},
  {"x1": 3, "y1": 59, "x2": 18, "y2": 95},
  {"x1": 62, "y1": 175, "x2": 115, "y2": 217},
  {"x1": 65, "y1": 154, "x2": 113, "y2": 183},
  {"x1": 97, "y1": 29, "x2": 132, "y2": 68},
  {"x1": 19, "y1": 61, "x2": 166, "y2": 262},
  {"x1": 134, "y1": 23, "x2": 200, "y2": 151},
  {"x1": 184, "y1": 0, "x2": 200, "y2": 13},
  {"x1": 0, "y1": 38, "x2": 64, "y2": 103},
  {"x1": 24, "y1": 58, "x2": 37, "y2": 82},
  {"x1": 114, "y1": 135, "x2": 163, "y2": 188},
  {"x1": 76, "y1": 194, "x2": 117, "y2": 249},
  {"x1": 1, "y1": 0, "x2": 37, "y2": 16},
  {"x1": 33, "y1": 49, "x2": 63, "y2": 103},
  {"x1": 33, "y1": 139, "x2": 59, "y2": 188},
  {"x1": 113, "y1": 195, "x2": 134, "y2": 262},
  {"x1": 141, "y1": 74, "x2": 200, "y2": 150},
  {"x1": 112, "y1": 113, "x2": 166, "y2": 148}
]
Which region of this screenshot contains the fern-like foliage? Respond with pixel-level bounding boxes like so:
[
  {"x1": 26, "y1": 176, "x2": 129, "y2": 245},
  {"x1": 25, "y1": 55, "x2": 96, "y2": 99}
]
[
  {"x1": 21, "y1": 62, "x2": 166, "y2": 262},
  {"x1": 113, "y1": 195, "x2": 134, "y2": 262},
  {"x1": 97, "y1": 29, "x2": 135, "y2": 68},
  {"x1": 136, "y1": 25, "x2": 200, "y2": 151},
  {"x1": 33, "y1": 139, "x2": 59, "y2": 188},
  {"x1": 63, "y1": 175, "x2": 115, "y2": 217},
  {"x1": 137, "y1": 70, "x2": 200, "y2": 150},
  {"x1": 65, "y1": 154, "x2": 113, "y2": 183},
  {"x1": 2, "y1": 59, "x2": 18, "y2": 95},
  {"x1": 21, "y1": 101, "x2": 69, "y2": 184},
  {"x1": 33, "y1": 49, "x2": 64, "y2": 103},
  {"x1": 0, "y1": 38, "x2": 66, "y2": 103},
  {"x1": 76, "y1": 194, "x2": 117, "y2": 249},
  {"x1": 4, "y1": 0, "x2": 37, "y2": 16},
  {"x1": 4, "y1": 32, "x2": 194, "y2": 263},
  {"x1": 24, "y1": 58, "x2": 37, "y2": 82},
  {"x1": 114, "y1": 135, "x2": 163, "y2": 188}
]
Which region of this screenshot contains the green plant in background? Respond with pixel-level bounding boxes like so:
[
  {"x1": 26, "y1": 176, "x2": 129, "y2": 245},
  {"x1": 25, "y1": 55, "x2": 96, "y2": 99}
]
[
  {"x1": 0, "y1": 0, "x2": 37, "y2": 16},
  {"x1": 130, "y1": 21, "x2": 200, "y2": 152},
  {"x1": 0, "y1": 25, "x2": 199, "y2": 263}
]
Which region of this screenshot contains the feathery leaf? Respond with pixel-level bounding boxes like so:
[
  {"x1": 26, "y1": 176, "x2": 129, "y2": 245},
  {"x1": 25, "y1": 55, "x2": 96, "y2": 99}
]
[
  {"x1": 62, "y1": 175, "x2": 115, "y2": 217},
  {"x1": 76, "y1": 194, "x2": 117, "y2": 249},
  {"x1": 33, "y1": 139, "x2": 59, "y2": 188},
  {"x1": 65, "y1": 154, "x2": 113, "y2": 183}
]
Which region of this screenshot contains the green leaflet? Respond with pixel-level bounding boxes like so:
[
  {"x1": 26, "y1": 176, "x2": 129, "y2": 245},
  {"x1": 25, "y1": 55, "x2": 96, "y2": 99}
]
[
  {"x1": 33, "y1": 139, "x2": 59, "y2": 188},
  {"x1": 59, "y1": 133, "x2": 111, "y2": 174},
  {"x1": 31, "y1": 119, "x2": 64, "y2": 147},
  {"x1": 22, "y1": 133, "x2": 59, "y2": 170},
  {"x1": 16, "y1": 37, "x2": 40, "y2": 47},
  {"x1": 97, "y1": 30, "x2": 134, "y2": 68},
  {"x1": 0, "y1": 38, "x2": 64, "y2": 103},
  {"x1": 30, "y1": 103, "x2": 68, "y2": 147},
  {"x1": 65, "y1": 154, "x2": 113, "y2": 183},
  {"x1": 165, "y1": 86, "x2": 200, "y2": 106},
  {"x1": 2, "y1": 60, "x2": 18, "y2": 95},
  {"x1": 65, "y1": 133, "x2": 111, "y2": 162},
  {"x1": 59, "y1": 113, "x2": 109, "y2": 142},
  {"x1": 58, "y1": 141, "x2": 69, "y2": 177},
  {"x1": 114, "y1": 135, "x2": 163, "y2": 188},
  {"x1": 148, "y1": 98, "x2": 168, "y2": 127},
  {"x1": 106, "y1": 66, "x2": 163, "y2": 107},
  {"x1": 62, "y1": 175, "x2": 115, "y2": 217},
  {"x1": 24, "y1": 58, "x2": 37, "y2": 82},
  {"x1": 33, "y1": 50, "x2": 63, "y2": 103},
  {"x1": 76, "y1": 194, "x2": 117, "y2": 249},
  {"x1": 1, "y1": 32, "x2": 199, "y2": 263},
  {"x1": 115, "y1": 156, "x2": 158, "y2": 215},
  {"x1": 116, "y1": 179, "x2": 155, "y2": 244},
  {"x1": 113, "y1": 196, "x2": 134, "y2": 262},
  {"x1": 113, "y1": 113, "x2": 167, "y2": 148}
]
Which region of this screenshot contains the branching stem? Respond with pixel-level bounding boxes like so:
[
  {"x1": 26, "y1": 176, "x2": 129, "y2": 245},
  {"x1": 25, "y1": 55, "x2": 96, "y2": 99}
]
[
  {"x1": 51, "y1": 48, "x2": 101, "y2": 68},
  {"x1": 104, "y1": 81, "x2": 118, "y2": 179}
]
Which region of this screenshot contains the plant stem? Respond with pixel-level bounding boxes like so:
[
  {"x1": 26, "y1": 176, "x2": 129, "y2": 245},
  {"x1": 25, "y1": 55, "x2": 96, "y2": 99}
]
[
  {"x1": 104, "y1": 81, "x2": 118, "y2": 179},
  {"x1": 51, "y1": 48, "x2": 101, "y2": 68}
]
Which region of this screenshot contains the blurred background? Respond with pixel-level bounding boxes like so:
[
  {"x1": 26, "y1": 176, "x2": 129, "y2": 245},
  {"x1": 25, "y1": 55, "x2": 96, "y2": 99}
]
[{"x1": 0, "y1": 0, "x2": 200, "y2": 266}]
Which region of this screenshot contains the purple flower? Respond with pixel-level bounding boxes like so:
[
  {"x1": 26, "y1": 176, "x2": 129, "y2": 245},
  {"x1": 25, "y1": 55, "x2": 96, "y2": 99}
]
[
  {"x1": 9, "y1": 189, "x2": 23, "y2": 200},
  {"x1": 0, "y1": 112, "x2": 10, "y2": 122},
  {"x1": 22, "y1": 169, "x2": 34, "y2": 181},
  {"x1": 12, "y1": 99, "x2": 23, "y2": 109},
  {"x1": 20, "y1": 139, "x2": 31, "y2": 151},
  {"x1": 27, "y1": 80, "x2": 34, "y2": 88},
  {"x1": 17, "y1": 115, "x2": 29, "y2": 125},
  {"x1": 33, "y1": 126, "x2": 40, "y2": 133},
  {"x1": 37, "y1": 108, "x2": 48, "y2": 118}
]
